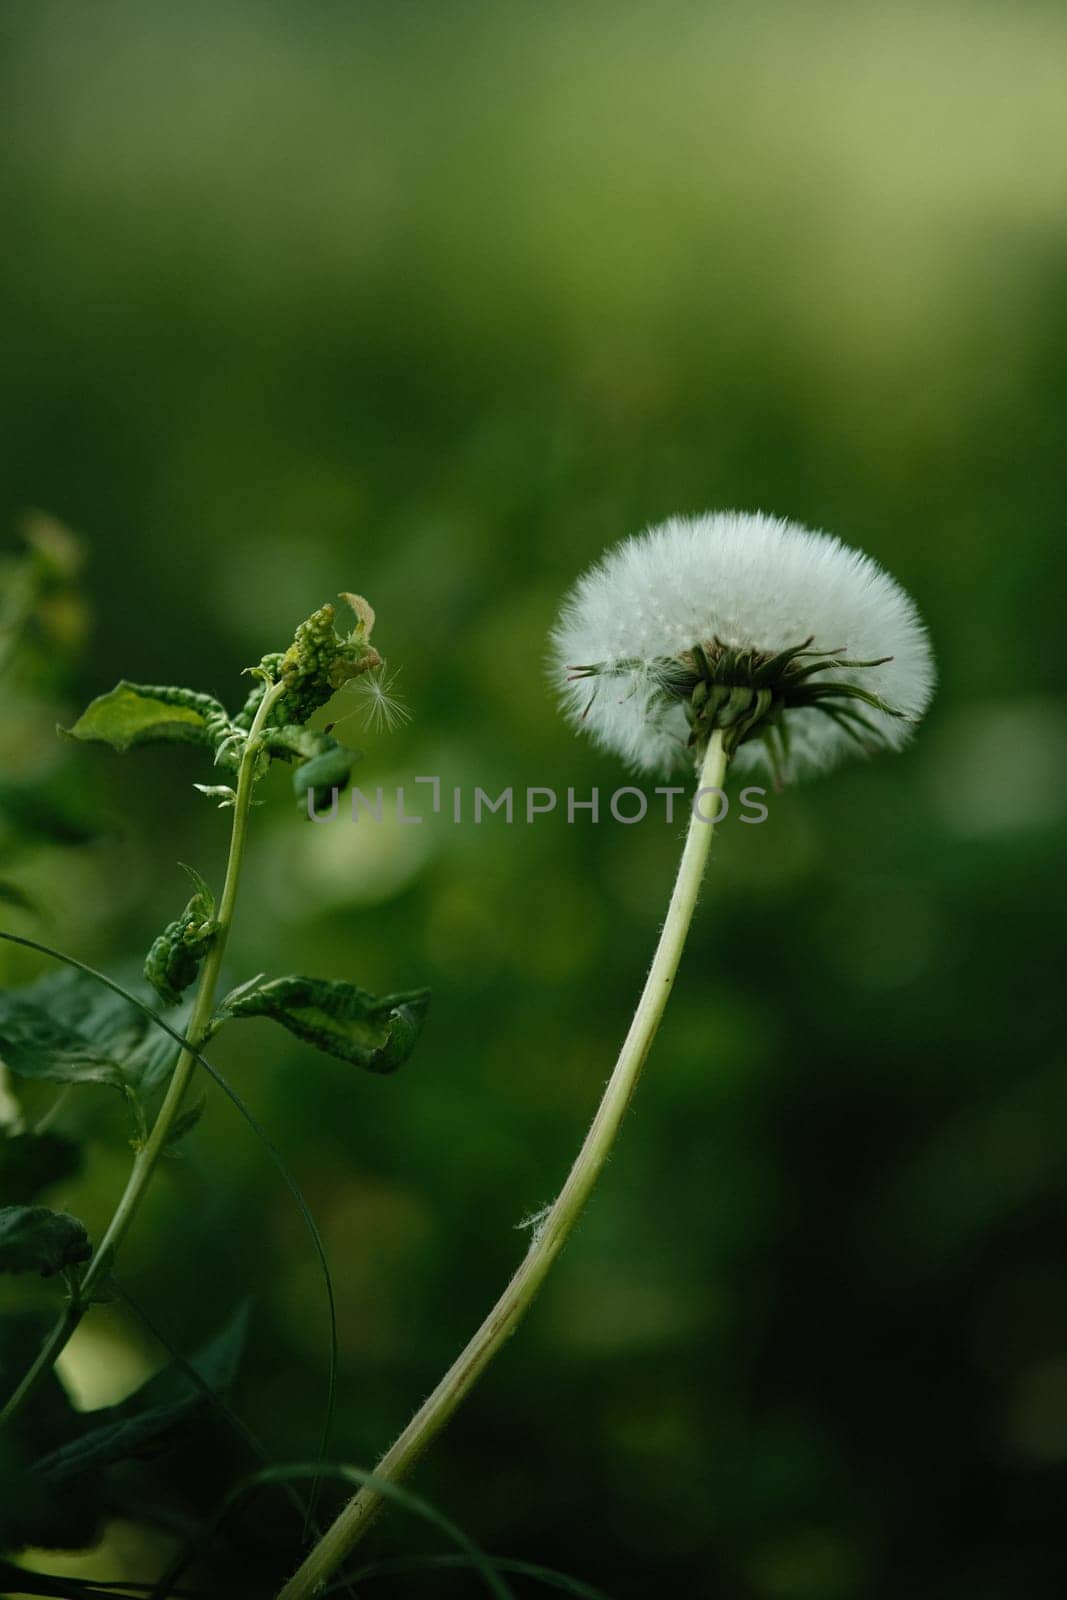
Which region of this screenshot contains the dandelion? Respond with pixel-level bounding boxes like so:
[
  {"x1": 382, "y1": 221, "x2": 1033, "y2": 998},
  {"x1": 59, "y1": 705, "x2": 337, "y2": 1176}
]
[
  {"x1": 552, "y1": 510, "x2": 935, "y2": 783},
  {"x1": 280, "y1": 511, "x2": 936, "y2": 1599}
]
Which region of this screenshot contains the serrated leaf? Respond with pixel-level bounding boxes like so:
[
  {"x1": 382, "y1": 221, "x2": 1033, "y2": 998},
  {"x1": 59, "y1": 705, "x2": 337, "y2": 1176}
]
[
  {"x1": 1, "y1": 967, "x2": 184, "y2": 1102},
  {"x1": 19, "y1": 967, "x2": 143, "y2": 1054},
  {"x1": 33, "y1": 1300, "x2": 251, "y2": 1486},
  {"x1": 0, "y1": 1204, "x2": 91, "y2": 1277},
  {"x1": 220, "y1": 975, "x2": 429, "y2": 1073},
  {"x1": 0, "y1": 1130, "x2": 81, "y2": 1205},
  {"x1": 60, "y1": 681, "x2": 213, "y2": 753},
  {"x1": 0, "y1": 988, "x2": 131, "y2": 1095}
]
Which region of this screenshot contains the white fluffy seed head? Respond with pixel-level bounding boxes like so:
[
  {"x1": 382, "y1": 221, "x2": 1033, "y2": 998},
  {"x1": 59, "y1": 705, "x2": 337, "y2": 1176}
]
[{"x1": 550, "y1": 510, "x2": 936, "y2": 781}]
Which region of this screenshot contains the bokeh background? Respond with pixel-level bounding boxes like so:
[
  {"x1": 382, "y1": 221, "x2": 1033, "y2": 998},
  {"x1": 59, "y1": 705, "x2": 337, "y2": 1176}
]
[{"x1": 2, "y1": 2, "x2": 1067, "y2": 1595}]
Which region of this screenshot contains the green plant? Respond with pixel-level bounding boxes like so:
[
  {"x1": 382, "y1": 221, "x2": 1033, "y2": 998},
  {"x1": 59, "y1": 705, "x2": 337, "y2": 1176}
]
[{"x1": 0, "y1": 594, "x2": 429, "y2": 1580}]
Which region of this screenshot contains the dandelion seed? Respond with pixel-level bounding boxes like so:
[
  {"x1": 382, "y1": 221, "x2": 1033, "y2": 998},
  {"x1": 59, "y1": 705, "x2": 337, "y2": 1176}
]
[{"x1": 342, "y1": 664, "x2": 411, "y2": 734}]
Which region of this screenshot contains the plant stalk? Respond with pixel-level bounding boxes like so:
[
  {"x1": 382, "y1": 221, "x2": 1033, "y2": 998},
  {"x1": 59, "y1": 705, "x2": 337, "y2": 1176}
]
[
  {"x1": 0, "y1": 678, "x2": 285, "y2": 1428},
  {"x1": 277, "y1": 729, "x2": 729, "y2": 1600}
]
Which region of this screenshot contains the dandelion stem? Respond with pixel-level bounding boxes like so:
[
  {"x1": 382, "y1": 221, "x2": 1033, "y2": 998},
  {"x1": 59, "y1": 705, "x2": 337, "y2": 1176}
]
[
  {"x1": 276, "y1": 728, "x2": 729, "y2": 1600},
  {"x1": 0, "y1": 678, "x2": 286, "y2": 1430}
]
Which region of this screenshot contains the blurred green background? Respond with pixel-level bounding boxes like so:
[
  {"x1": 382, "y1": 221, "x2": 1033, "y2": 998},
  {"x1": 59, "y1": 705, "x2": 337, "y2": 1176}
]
[{"x1": 2, "y1": 1, "x2": 1067, "y2": 1595}]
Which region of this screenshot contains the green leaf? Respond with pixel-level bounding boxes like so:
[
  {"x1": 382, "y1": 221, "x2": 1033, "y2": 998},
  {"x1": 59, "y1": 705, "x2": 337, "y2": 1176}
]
[
  {"x1": 220, "y1": 975, "x2": 430, "y2": 1073},
  {"x1": 0, "y1": 987, "x2": 131, "y2": 1095},
  {"x1": 0, "y1": 1204, "x2": 91, "y2": 1277},
  {"x1": 0, "y1": 929, "x2": 340, "y2": 1521},
  {"x1": 125, "y1": 994, "x2": 194, "y2": 1098},
  {"x1": 292, "y1": 740, "x2": 360, "y2": 811},
  {"x1": 0, "y1": 1131, "x2": 81, "y2": 1205},
  {"x1": 33, "y1": 1301, "x2": 251, "y2": 1486},
  {"x1": 18, "y1": 967, "x2": 143, "y2": 1052},
  {"x1": 2, "y1": 966, "x2": 182, "y2": 1101},
  {"x1": 264, "y1": 722, "x2": 333, "y2": 762},
  {"x1": 60, "y1": 680, "x2": 220, "y2": 754}
]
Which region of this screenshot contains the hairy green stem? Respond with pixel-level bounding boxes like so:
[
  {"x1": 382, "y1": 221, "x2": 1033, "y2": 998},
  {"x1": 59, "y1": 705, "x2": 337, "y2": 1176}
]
[
  {"x1": 0, "y1": 678, "x2": 285, "y2": 1429},
  {"x1": 277, "y1": 730, "x2": 729, "y2": 1600}
]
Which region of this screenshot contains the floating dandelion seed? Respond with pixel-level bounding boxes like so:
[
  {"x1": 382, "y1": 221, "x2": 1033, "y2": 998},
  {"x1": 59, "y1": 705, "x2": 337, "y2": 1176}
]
[
  {"x1": 341, "y1": 665, "x2": 411, "y2": 733},
  {"x1": 551, "y1": 510, "x2": 935, "y2": 782}
]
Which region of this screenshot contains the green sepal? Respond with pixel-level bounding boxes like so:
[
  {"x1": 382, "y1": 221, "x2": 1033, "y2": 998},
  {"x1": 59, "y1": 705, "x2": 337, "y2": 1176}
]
[
  {"x1": 630, "y1": 633, "x2": 910, "y2": 778},
  {"x1": 799, "y1": 681, "x2": 908, "y2": 718},
  {"x1": 219, "y1": 975, "x2": 430, "y2": 1073},
  {"x1": 0, "y1": 1204, "x2": 91, "y2": 1277}
]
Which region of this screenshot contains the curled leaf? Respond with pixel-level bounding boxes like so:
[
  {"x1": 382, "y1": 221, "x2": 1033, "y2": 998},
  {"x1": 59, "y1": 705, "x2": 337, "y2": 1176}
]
[
  {"x1": 60, "y1": 681, "x2": 224, "y2": 754},
  {"x1": 263, "y1": 723, "x2": 331, "y2": 762},
  {"x1": 144, "y1": 865, "x2": 217, "y2": 1008},
  {"x1": 292, "y1": 741, "x2": 359, "y2": 812},
  {"x1": 219, "y1": 975, "x2": 429, "y2": 1074},
  {"x1": 340, "y1": 591, "x2": 375, "y2": 638}
]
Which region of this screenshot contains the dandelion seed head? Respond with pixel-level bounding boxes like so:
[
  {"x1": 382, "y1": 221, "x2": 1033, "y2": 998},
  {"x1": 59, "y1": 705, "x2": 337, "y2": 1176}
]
[{"x1": 550, "y1": 510, "x2": 935, "y2": 781}]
